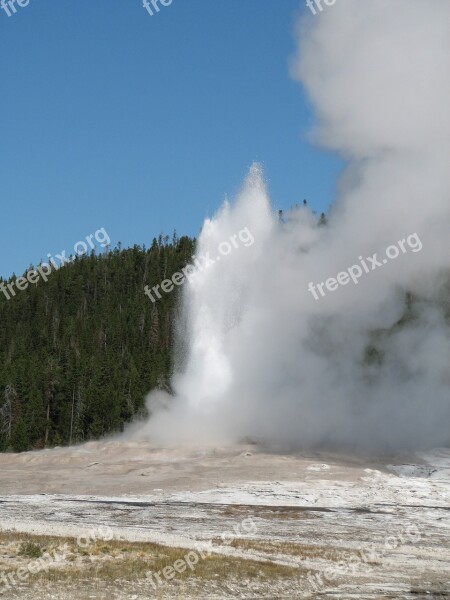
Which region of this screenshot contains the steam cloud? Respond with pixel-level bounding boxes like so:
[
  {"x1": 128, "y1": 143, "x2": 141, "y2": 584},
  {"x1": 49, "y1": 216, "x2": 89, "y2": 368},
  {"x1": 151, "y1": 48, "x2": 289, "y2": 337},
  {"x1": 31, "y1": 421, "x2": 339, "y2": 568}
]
[{"x1": 133, "y1": 0, "x2": 450, "y2": 450}]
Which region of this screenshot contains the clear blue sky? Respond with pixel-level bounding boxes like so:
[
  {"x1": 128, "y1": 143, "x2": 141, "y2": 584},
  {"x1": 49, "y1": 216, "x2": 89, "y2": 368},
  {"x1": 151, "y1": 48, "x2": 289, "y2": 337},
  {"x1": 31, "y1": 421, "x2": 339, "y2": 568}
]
[{"x1": 0, "y1": 0, "x2": 342, "y2": 278}]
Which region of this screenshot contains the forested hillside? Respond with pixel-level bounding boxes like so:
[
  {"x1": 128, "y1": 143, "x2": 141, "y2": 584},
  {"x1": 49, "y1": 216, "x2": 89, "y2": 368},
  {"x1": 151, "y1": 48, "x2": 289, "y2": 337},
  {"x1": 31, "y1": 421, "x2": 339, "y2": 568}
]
[
  {"x1": 1, "y1": 220, "x2": 448, "y2": 454},
  {"x1": 0, "y1": 234, "x2": 195, "y2": 452}
]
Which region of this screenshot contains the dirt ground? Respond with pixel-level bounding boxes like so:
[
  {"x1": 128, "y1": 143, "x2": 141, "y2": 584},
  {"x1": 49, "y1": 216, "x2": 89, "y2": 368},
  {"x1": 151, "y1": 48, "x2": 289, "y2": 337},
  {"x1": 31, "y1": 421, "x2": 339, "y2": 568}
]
[{"x1": 0, "y1": 441, "x2": 449, "y2": 599}]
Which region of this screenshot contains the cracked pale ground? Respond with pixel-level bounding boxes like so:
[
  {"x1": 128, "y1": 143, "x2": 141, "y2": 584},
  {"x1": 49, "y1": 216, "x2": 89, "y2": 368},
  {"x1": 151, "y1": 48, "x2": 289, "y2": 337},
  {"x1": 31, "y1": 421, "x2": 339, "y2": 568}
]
[{"x1": 0, "y1": 442, "x2": 449, "y2": 599}]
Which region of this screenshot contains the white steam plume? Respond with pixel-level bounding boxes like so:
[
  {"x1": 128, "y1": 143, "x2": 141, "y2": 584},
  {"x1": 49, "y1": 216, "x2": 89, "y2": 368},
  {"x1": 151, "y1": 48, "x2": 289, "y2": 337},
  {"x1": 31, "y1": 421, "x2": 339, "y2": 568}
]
[{"x1": 132, "y1": 0, "x2": 450, "y2": 450}]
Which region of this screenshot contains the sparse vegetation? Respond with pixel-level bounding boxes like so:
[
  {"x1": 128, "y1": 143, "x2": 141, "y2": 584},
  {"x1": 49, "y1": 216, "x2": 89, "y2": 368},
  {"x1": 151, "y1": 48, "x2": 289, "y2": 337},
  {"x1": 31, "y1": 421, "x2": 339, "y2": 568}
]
[
  {"x1": 0, "y1": 530, "x2": 302, "y2": 591},
  {"x1": 18, "y1": 540, "x2": 43, "y2": 559}
]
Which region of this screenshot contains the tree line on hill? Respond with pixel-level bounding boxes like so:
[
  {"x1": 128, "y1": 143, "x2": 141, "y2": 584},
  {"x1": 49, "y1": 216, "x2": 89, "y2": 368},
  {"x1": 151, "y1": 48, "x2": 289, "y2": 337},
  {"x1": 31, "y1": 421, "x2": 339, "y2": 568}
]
[
  {"x1": 1, "y1": 209, "x2": 447, "y2": 453},
  {"x1": 0, "y1": 233, "x2": 194, "y2": 452}
]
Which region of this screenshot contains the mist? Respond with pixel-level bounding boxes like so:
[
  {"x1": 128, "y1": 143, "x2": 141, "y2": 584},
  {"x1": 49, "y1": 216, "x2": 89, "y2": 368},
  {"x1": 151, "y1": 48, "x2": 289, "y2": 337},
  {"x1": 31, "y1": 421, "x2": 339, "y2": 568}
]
[{"x1": 131, "y1": 0, "x2": 450, "y2": 451}]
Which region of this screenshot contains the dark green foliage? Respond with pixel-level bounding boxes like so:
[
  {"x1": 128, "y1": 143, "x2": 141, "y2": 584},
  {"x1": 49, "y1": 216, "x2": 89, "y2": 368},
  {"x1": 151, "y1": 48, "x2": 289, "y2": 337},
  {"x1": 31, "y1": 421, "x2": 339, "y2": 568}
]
[
  {"x1": 0, "y1": 235, "x2": 195, "y2": 452},
  {"x1": 363, "y1": 285, "x2": 450, "y2": 375},
  {"x1": 18, "y1": 542, "x2": 43, "y2": 558},
  {"x1": 319, "y1": 212, "x2": 327, "y2": 226}
]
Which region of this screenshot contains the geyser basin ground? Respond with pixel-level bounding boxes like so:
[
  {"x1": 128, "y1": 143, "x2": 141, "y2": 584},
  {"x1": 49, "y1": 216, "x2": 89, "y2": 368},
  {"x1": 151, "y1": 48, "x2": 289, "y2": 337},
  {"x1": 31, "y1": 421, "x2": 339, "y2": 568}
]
[{"x1": 0, "y1": 442, "x2": 449, "y2": 599}]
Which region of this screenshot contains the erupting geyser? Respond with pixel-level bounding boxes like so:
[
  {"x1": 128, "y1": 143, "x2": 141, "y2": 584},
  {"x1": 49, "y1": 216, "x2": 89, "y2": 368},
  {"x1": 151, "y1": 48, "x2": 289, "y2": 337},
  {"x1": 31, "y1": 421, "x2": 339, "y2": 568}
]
[{"x1": 132, "y1": 0, "x2": 450, "y2": 450}]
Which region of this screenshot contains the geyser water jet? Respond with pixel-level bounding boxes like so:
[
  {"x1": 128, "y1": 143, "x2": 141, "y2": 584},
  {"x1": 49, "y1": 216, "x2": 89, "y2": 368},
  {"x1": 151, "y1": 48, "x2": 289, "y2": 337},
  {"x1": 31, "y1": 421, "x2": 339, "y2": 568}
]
[{"x1": 133, "y1": 0, "x2": 450, "y2": 450}]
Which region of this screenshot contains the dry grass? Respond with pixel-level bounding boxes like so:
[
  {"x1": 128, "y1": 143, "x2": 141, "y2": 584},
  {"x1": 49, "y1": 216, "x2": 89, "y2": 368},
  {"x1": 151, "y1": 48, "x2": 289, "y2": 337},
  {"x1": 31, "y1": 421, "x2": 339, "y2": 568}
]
[
  {"x1": 0, "y1": 530, "x2": 301, "y2": 589},
  {"x1": 226, "y1": 538, "x2": 367, "y2": 563}
]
